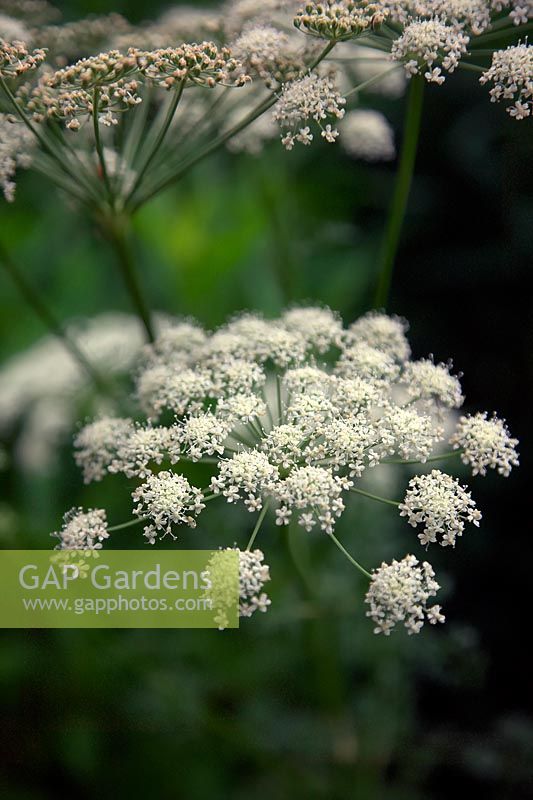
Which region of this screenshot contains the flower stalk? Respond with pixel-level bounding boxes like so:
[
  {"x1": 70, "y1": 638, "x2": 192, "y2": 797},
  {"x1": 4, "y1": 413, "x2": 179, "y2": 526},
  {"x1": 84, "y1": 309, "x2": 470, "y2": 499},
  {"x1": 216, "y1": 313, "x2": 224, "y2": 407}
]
[{"x1": 373, "y1": 75, "x2": 424, "y2": 309}]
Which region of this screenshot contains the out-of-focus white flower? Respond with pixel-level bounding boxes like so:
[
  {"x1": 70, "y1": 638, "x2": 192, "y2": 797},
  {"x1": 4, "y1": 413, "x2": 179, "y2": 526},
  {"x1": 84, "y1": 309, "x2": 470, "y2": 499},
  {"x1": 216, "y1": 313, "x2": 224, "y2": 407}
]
[
  {"x1": 0, "y1": 114, "x2": 34, "y2": 202},
  {"x1": 340, "y1": 109, "x2": 395, "y2": 161}
]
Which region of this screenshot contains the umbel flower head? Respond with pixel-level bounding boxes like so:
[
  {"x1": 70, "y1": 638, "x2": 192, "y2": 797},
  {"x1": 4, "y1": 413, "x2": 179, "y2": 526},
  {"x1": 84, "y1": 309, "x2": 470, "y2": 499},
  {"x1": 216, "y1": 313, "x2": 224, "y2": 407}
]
[
  {"x1": 52, "y1": 507, "x2": 109, "y2": 550},
  {"x1": 294, "y1": 0, "x2": 388, "y2": 41},
  {"x1": 399, "y1": 469, "x2": 481, "y2": 546},
  {"x1": 204, "y1": 547, "x2": 271, "y2": 629},
  {"x1": 365, "y1": 555, "x2": 445, "y2": 635},
  {"x1": 480, "y1": 42, "x2": 533, "y2": 120},
  {"x1": 0, "y1": 39, "x2": 46, "y2": 78},
  {"x1": 232, "y1": 24, "x2": 306, "y2": 87},
  {"x1": 450, "y1": 412, "x2": 520, "y2": 476},
  {"x1": 60, "y1": 307, "x2": 518, "y2": 633},
  {"x1": 273, "y1": 71, "x2": 346, "y2": 149},
  {"x1": 390, "y1": 17, "x2": 469, "y2": 83}
]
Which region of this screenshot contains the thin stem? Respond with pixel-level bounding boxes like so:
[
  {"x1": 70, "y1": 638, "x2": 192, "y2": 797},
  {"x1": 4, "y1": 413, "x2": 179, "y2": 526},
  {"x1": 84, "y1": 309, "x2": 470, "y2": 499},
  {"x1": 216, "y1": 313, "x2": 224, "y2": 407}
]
[
  {"x1": 373, "y1": 75, "x2": 424, "y2": 309},
  {"x1": 276, "y1": 375, "x2": 284, "y2": 424},
  {"x1": 382, "y1": 449, "x2": 463, "y2": 465},
  {"x1": 350, "y1": 487, "x2": 401, "y2": 507},
  {"x1": 328, "y1": 532, "x2": 372, "y2": 579},
  {"x1": 46, "y1": 121, "x2": 102, "y2": 203},
  {"x1": 92, "y1": 88, "x2": 113, "y2": 204},
  {"x1": 474, "y1": 20, "x2": 533, "y2": 45},
  {"x1": 126, "y1": 80, "x2": 185, "y2": 206},
  {"x1": 108, "y1": 517, "x2": 147, "y2": 532},
  {"x1": 246, "y1": 500, "x2": 270, "y2": 550},
  {"x1": 0, "y1": 76, "x2": 80, "y2": 187},
  {"x1": 344, "y1": 65, "x2": 401, "y2": 97},
  {"x1": 0, "y1": 239, "x2": 114, "y2": 396},
  {"x1": 458, "y1": 62, "x2": 486, "y2": 73},
  {"x1": 131, "y1": 41, "x2": 338, "y2": 211},
  {"x1": 103, "y1": 216, "x2": 155, "y2": 342}
]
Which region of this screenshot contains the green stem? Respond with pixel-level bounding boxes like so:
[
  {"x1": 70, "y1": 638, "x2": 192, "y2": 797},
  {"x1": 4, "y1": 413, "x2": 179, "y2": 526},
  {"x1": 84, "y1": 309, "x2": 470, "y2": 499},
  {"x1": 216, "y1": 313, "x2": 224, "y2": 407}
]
[
  {"x1": 276, "y1": 375, "x2": 284, "y2": 424},
  {"x1": 0, "y1": 239, "x2": 113, "y2": 396},
  {"x1": 382, "y1": 449, "x2": 462, "y2": 465},
  {"x1": 286, "y1": 520, "x2": 345, "y2": 713},
  {"x1": 373, "y1": 75, "x2": 424, "y2": 309},
  {"x1": 473, "y1": 20, "x2": 533, "y2": 45},
  {"x1": 108, "y1": 517, "x2": 147, "y2": 532},
  {"x1": 350, "y1": 487, "x2": 401, "y2": 507},
  {"x1": 328, "y1": 532, "x2": 372, "y2": 579},
  {"x1": 92, "y1": 88, "x2": 113, "y2": 205},
  {"x1": 344, "y1": 65, "x2": 401, "y2": 97},
  {"x1": 126, "y1": 80, "x2": 185, "y2": 206},
  {"x1": 103, "y1": 216, "x2": 155, "y2": 343},
  {"x1": 246, "y1": 500, "x2": 270, "y2": 550},
  {"x1": 0, "y1": 76, "x2": 81, "y2": 188},
  {"x1": 131, "y1": 41, "x2": 338, "y2": 211},
  {"x1": 458, "y1": 62, "x2": 486, "y2": 73}
]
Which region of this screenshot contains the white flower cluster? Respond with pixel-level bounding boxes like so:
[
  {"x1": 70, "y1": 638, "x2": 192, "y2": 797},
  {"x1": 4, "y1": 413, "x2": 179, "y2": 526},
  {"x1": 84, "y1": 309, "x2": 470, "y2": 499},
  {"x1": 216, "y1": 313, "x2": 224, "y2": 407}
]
[
  {"x1": 204, "y1": 547, "x2": 271, "y2": 628},
  {"x1": 399, "y1": 469, "x2": 481, "y2": 546},
  {"x1": 132, "y1": 470, "x2": 205, "y2": 541},
  {"x1": 232, "y1": 24, "x2": 306, "y2": 86},
  {"x1": 365, "y1": 554, "x2": 445, "y2": 634},
  {"x1": 340, "y1": 109, "x2": 396, "y2": 161},
  {"x1": 238, "y1": 548, "x2": 272, "y2": 617},
  {"x1": 492, "y1": 0, "x2": 533, "y2": 26},
  {"x1": 60, "y1": 307, "x2": 518, "y2": 631},
  {"x1": 52, "y1": 507, "x2": 109, "y2": 550},
  {"x1": 381, "y1": 0, "x2": 492, "y2": 34},
  {"x1": 391, "y1": 18, "x2": 470, "y2": 83},
  {"x1": 450, "y1": 412, "x2": 519, "y2": 476},
  {"x1": 0, "y1": 114, "x2": 34, "y2": 202},
  {"x1": 480, "y1": 42, "x2": 533, "y2": 120},
  {"x1": 273, "y1": 71, "x2": 346, "y2": 149}
]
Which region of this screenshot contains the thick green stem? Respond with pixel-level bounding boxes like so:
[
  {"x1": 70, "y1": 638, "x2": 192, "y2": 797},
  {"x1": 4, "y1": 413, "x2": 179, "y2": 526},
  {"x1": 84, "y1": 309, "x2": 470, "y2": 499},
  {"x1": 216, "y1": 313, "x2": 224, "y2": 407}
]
[
  {"x1": 0, "y1": 239, "x2": 113, "y2": 395},
  {"x1": 103, "y1": 216, "x2": 155, "y2": 343},
  {"x1": 373, "y1": 75, "x2": 424, "y2": 309},
  {"x1": 286, "y1": 521, "x2": 345, "y2": 714}
]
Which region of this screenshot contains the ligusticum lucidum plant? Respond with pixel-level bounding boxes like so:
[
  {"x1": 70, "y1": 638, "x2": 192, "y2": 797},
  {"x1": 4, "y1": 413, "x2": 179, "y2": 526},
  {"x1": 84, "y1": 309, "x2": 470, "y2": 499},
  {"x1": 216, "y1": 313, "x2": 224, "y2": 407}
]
[{"x1": 49, "y1": 307, "x2": 519, "y2": 634}]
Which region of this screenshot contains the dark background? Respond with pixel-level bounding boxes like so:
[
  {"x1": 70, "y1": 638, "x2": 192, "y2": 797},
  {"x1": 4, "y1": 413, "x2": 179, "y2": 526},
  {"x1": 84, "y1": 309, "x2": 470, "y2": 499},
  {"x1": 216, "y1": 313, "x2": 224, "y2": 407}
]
[{"x1": 0, "y1": 1, "x2": 532, "y2": 797}]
